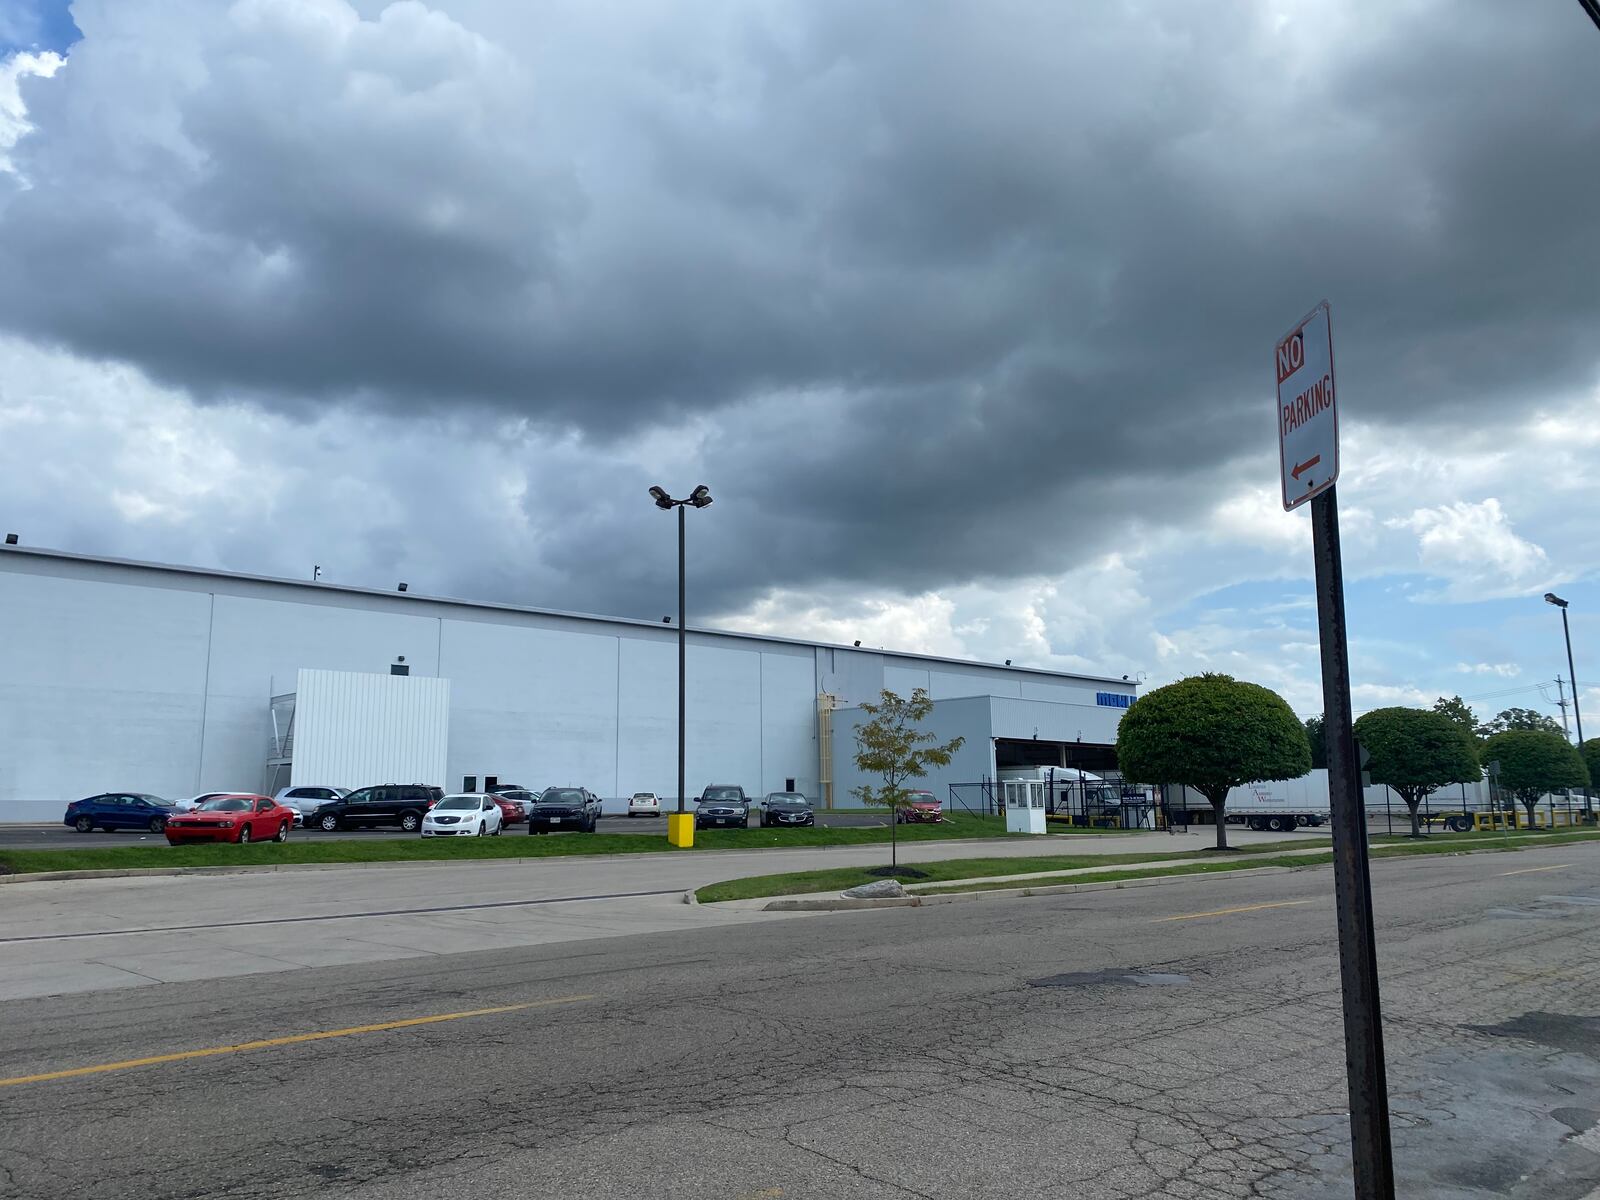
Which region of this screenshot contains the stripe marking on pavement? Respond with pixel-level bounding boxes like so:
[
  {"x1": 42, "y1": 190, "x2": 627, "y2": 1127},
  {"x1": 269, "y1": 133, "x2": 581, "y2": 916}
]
[
  {"x1": 1153, "y1": 900, "x2": 1313, "y2": 923},
  {"x1": 1499, "y1": 864, "x2": 1572, "y2": 877},
  {"x1": 0, "y1": 995, "x2": 593, "y2": 1089}
]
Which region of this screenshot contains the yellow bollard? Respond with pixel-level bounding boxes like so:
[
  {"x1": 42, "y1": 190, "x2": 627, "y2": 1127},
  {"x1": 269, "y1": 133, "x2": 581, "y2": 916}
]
[{"x1": 667, "y1": 811, "x2": 695, "y2": 848}]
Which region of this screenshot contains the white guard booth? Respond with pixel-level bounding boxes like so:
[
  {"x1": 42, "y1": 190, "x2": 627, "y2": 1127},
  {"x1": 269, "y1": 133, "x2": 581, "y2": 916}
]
[{"x1": 1002, "y1": 780, "x2": 1048, "y2": 835}]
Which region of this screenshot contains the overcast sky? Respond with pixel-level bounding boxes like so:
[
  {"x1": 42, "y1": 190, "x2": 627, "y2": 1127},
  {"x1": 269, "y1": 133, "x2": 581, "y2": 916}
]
[{"x1": 2, "y1": 0, "x2": 1597, "y2": 729}]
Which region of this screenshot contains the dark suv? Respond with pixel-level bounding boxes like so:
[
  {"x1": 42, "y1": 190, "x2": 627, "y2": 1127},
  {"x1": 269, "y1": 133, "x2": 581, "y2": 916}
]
[
  {"x1": 308, "y1": 784, "x2": 443, "y2": 833},
  {"x1": 527, "y1": 787, "x2": 603, "y2": 834},
  {"x1": 695, "y1": 785, "x2": 750, "y2": 830}
]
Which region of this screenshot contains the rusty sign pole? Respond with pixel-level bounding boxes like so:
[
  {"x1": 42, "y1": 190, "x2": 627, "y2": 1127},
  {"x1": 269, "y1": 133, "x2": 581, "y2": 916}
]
[{"x1": 1311, "y1": 485, "x2": 1395, "y2": 1200}]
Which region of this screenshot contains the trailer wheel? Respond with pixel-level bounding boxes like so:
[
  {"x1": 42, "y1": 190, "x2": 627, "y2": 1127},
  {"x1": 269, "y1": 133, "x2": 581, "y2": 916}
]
[
  {"x1": 1247, "y1": 816, "x2": 1266, "y2": 831},
  {"x1": 1267, "y1": 815, "x2": 1293, "y2": 833},
  {"x1": 1295, "y1": 814, "x2": 1310, "y2": 827},
  {"x1": 1446, "y1": 815, "x2": 1471, "y2": 833}
]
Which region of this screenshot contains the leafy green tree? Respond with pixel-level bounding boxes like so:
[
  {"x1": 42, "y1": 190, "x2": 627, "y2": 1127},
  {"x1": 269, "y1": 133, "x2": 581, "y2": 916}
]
[
  {"x1": 1479, "y1": 707, "x2": 1565, "y2": 739},
  {"x1": 1432, "y1": 696, "x2": 1479, "y2": 741},
  {"x1": 851, "y1": 689, "x2": 965, "y2": 868},
  {"x1": 1581, "y1": 739, "x2": 1600, "y2": 820},
  {"x1": 1116, "y1": 673, "x2": 1310, "y2": 850},
  {"x1": 1304, "y1": 715, "x2": 1327, "y2": 770},
  {"x1": 1481, "y1": 729, "x2": 1590, "y2": 826},
  {"x1": 1352, "y1": 707, "x2": 1480, "y2": 838}
]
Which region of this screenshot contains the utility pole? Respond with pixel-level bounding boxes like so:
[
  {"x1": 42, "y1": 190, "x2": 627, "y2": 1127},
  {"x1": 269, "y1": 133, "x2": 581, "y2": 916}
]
[{"x1": 1554, "y1": 676, "x2": 1571, "y2": 739}]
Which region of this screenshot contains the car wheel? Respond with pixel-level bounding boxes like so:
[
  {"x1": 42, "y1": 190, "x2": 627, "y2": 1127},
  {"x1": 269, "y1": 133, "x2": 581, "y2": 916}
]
[
  {"x1": 274, "y1": 822, "x2": 289, "y2": 843},
  {"x1": 238, "y1": 825, "x2": 253, "y2": 844},
  {"x1": 319, "y1": 814, "x2": 340, "y2": 832},
  {"x1": 476, "y1": 821, "x2": 486, "y2": 836},
  {"x1": 74, "y1": 815, "x2": 94, "y2": 833},
  {"x1": 399, "y1": 812, "x2": 421, "y2": 833},
  {"x1": 148, "y1": 816, "x2": 166, "y2": 834}
]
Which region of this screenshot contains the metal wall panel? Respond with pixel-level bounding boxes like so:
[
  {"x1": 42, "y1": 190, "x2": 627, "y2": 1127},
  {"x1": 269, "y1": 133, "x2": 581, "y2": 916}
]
[
  {"x1": 291, "y1": 669, "x2": 450, "y2": 790},
  {"x1": 0, "y1": 570, "x2": 212, "y2": 820}
]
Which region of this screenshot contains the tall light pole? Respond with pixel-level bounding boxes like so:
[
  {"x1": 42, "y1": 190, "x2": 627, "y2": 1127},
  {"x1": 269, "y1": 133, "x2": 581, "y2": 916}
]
[
  {"x1": 1545, "y1": 592, "x2": 1590, "y2": 820},
  {"x1": 650, "y1": 484, "x2": 713, "y2": 844}
]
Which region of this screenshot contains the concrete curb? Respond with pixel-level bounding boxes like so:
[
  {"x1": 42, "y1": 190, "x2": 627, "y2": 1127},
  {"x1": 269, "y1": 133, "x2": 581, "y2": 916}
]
[
  {"x1": 762, "y1": 865, "x2": 1308, "y2": 910},
  {"x1": 681, "y1": 888, "x2": 699, "y2": 906}
]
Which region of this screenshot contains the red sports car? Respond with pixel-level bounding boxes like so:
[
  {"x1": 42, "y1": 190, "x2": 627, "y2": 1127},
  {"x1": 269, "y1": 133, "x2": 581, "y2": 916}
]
[
  {"x1": 164, "y1": 794, "x2": 292, "y2": 844},
  {"x1": 895, "y1": 791, "x2": 944, "y2": 824},
  {"x1": 489, "y1": 795, "x2": 525, "y2": 826}
]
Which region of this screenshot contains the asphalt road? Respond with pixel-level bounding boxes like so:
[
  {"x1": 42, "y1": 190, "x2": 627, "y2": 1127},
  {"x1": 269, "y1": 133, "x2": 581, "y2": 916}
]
[{"x1": 1, "y1": 844, "x2": 1597, "y2": 1199}]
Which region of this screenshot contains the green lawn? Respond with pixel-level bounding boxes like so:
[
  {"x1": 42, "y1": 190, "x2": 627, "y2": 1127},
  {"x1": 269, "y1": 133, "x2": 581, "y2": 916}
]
[
  {"x1": 695, "y1": 827, "x2": 1600, "y2": 902},
  {"x1": 0, "y1": 813, "x2": 1020, "y2": 876}
]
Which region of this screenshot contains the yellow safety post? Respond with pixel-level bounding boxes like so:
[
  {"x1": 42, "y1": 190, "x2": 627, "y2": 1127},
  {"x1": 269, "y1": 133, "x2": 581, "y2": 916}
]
[{"x1": 667, "y1": 811, "x2": 695, "y2": 848}]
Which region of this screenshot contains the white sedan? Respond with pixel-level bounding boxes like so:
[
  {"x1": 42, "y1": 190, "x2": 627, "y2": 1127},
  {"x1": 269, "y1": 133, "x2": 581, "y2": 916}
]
[
  {"x1": 627, "y1": 791, "x2": 662, "y2": 817},
  {"x1": 421, "y1": 793, "x2": 504, "y2": 837}
]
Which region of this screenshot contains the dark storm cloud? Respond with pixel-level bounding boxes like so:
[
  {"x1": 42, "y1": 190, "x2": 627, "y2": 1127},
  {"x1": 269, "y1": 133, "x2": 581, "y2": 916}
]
[{"x1": 2, "y1": 0, "x2": 1598, "y2": 619}]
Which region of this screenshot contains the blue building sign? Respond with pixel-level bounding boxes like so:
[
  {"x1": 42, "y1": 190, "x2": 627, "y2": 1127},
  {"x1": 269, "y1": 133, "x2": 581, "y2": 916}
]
[{"x1": 1095, "y1": 691, "x2": 1134, "y2": 709}]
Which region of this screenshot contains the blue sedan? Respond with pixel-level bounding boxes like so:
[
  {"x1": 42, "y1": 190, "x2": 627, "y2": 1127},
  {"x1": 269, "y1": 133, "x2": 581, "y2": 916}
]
[{"x1": 63, "y1": 793, "x2": 178, "y2": 834}]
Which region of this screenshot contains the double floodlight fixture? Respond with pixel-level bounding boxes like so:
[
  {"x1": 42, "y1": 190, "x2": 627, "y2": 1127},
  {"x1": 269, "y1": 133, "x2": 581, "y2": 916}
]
[
  {"x1": 648, "y1": 484, "x2": 713, "y2": 511},
  {"x1": 1545, "y1": 592, "x2": 1569, "y2": 609}
]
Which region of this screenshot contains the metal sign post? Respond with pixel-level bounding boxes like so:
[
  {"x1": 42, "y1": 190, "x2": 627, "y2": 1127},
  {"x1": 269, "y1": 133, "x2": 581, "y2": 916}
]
[{"x1": 1278, "y1": 304, "x2": 1395, "y2": 1199}]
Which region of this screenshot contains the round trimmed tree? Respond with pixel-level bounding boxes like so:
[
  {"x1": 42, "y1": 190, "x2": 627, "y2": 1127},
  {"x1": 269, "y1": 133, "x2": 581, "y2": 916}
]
[
  {"x1": 1352, "y1": 707, "x2": 1479, "y2": 838},
  {"x1": 1481, "y1": 730, "x2": 1590, "y2": 827},
  {"x1": 1116, "y1": 673, "x2": 1311, "y2": 850}
]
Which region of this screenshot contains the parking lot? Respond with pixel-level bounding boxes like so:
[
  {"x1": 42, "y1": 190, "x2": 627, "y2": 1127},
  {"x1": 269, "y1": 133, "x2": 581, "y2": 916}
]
[{"x1": 0, "y1": 809, "x2": 895, "y2": 852}]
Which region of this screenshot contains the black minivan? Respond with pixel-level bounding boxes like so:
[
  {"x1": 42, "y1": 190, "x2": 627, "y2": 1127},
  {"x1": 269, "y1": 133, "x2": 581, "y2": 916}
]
[{"x1": 308, "y1": 784, "x2": 444, "y2": 833}]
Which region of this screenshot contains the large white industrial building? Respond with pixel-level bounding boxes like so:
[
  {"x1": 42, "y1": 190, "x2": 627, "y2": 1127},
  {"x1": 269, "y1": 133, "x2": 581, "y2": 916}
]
[{"x1": 0, "y1": 544, "x2": 1138, "y2": 822}]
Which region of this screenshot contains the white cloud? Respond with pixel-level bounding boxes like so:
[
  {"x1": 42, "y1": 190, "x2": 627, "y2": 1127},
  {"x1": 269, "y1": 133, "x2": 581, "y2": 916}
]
[
  {"x1": 1385, "y1": 498, "x2": 1552, "y2": 601},
  {"x1": 0, "y1": 49, "x2": 64, "y2": 177},
  {"x1": 1455, "y1": 661, "x2": 1520, "y2": 677}
]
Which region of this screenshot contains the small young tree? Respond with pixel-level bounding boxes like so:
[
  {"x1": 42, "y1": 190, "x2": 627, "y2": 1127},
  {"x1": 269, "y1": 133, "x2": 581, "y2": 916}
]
[
  {"x1": 1352, "y1": 707, "x2": 1479, "y2": 838},
  {"x1": 851, "y1": 688, "x2": 965, "y2": 868},
  {"x1": 1116, "y1": 673, "x2": 1310, "y2": 850},
  {"x1": 1480, "y1": 729, "x2": 1590, "y2": 827}
]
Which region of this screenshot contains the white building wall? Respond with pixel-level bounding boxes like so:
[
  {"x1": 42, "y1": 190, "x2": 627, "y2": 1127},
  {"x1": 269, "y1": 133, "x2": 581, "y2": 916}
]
[
  {"x1": 202, "y1": 594, "x2": 442, "y2": 794},
  {"x1": 0, "y1": 571, "x2": 213, "y2": 820},
  {"x1": 989, "y1": 694, "x2": 1127, "y2": 746},
  {"x1": 832, "y1": 695, "x2": 995, "y2": 808},
  {"x1": 0, "y1": 547, "x2": 1130, "y2": 820},
  {"x1": 292, "y1": 669, "x2": 450, "y2": 790}
]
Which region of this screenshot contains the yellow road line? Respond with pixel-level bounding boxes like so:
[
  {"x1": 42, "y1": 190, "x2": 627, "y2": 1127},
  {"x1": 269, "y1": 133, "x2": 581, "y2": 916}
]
[
  {"x1": 0, "y1": 995, "x2": 593, "y2": 1089},
  {"x1": 1153, "y1": 899, "x2": 1313, "y2": 923},
  {"x1": 1499, "y1": 864, "x2": 1572, "y2": 877}
]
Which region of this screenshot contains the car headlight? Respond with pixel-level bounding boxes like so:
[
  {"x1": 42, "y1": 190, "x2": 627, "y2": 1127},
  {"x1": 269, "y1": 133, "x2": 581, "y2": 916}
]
[{"x1": 219, "y1": 820, "x2": 234, "y2": 828}]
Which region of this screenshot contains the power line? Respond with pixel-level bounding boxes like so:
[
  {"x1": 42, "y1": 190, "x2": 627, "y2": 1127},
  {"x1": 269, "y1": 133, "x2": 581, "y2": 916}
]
[{"x1": 1582, "y1": 0, "x2": 1600, "y2": 33}]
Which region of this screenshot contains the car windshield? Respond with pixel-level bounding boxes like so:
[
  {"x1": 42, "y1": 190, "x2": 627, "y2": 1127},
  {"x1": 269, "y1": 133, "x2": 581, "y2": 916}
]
[
  {"x1": 768, "y1": 797, "x2": 808, "y2": 809},
  {"x1": 540, "y1": 789, "x2": 585, "y2": 804},
  {"x1": 909, "y1": 794, "x2": 937, "y2": 804},
  {"x1": 199, "y1": 798, "x2": 250, "y2": 812},
  {"x1": 436, "y1": 796, "x2": 479, "y2": 810},
  {"x1": 703, "y1": 789, "x2": 742, "y2": 802}
]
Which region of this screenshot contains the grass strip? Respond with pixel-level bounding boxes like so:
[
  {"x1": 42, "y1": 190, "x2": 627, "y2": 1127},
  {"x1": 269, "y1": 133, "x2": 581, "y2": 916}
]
[
  {"x1": 696, "y1": 828, "x2": 1600, "y2": 902},
  {"x1": 0, "y1": 814, "x2": 1019, "y2": 876}
]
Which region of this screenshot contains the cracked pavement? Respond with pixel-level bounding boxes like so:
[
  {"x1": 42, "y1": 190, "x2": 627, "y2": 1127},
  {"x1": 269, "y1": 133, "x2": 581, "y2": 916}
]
[{"x1": 0, "y1": 843, "x2": 1597, "y2": 1198}]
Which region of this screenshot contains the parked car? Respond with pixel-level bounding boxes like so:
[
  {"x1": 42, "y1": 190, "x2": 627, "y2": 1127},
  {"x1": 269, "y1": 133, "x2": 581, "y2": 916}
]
[
  {"x1": 63, "y1": 793, "x2": 178, "y2": 834},
  {"x1": 485, "y1": 783, "x2": 530, "y2": 796},
  {"x1": 273, "y1": 785, "x2": 349, "y2": 828},
  {"x1": 527, "y1": 787, "x2": 603, "y2": 834},
  {"x1": 759, "y1": 793, "x2": 815, "y2": 828},
  {"x1": 695, "y1": 785, "x2": 750, "y2": 830},
  {"x1": 171, "y1": 792, "x2": 237, "y2": 814},
  {"x1": 895, "y1": 791, "x2": 944, "y2": 824},
  {"x1": 421, "y1": 793, "x2": 504, "y2": 837},
  {"x1": 164, "y1": 794, "x2": 292, "y2": 844},
  {"x1": 497, "y1": 789, "x2": 539, "y2": 818},
  {"x1": 307, "y1": 784, "x2": 442, "y2": 833},
  {"x1": 488, "y1": 794, "x2": 525, "y2": 826},
  {"x1": 627, "y1": 791, "x2": 662, "y2": 818}
]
